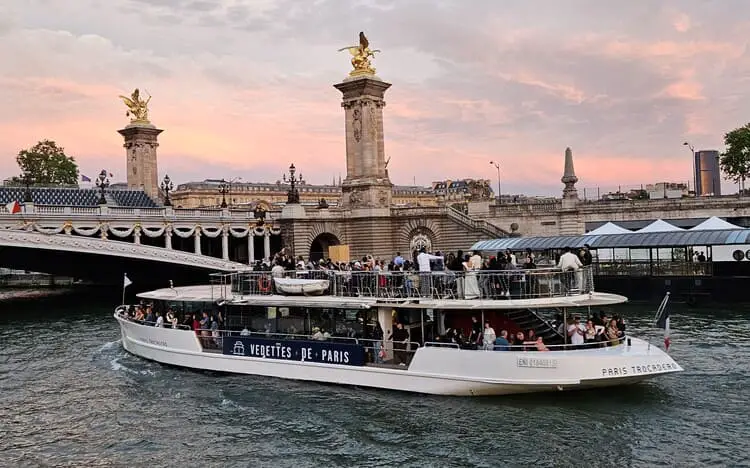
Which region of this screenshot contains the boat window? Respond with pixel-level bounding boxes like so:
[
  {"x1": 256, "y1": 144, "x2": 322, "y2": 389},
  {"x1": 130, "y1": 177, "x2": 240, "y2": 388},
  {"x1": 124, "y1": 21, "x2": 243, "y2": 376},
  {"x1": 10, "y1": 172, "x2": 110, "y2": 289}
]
[{"x1": 309, "y1": 308, "x2": 363, "y2": 338}]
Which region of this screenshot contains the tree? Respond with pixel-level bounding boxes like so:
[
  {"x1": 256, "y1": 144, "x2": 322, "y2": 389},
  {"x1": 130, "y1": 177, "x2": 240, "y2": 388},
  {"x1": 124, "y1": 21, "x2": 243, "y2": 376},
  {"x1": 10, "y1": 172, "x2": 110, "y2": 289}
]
[
  {"x1": 16, "y1": 140, "x2": 79, "y2": 186},
  {"x1": 720, "y1": 124, "x2": 750, "y2": 194}
]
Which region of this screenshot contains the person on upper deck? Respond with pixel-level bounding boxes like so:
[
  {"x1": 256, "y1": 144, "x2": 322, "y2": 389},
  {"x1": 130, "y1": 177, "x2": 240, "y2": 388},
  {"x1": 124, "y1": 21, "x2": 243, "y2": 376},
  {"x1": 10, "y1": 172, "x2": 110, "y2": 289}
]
[
  {"x1": 579, "y1": 244, "x2": 593, "y2": 266},
  {"x1": 448, "y1": 250, "x2": 464, "y2": 271},
  {"x1": 469, "y1": 251, "x2": 482, "y2": 270},
  {"x1": 557, "y1": 247, "x2": 583, "y2": 271},
  {"x1": 417, "y1": 247, "x2": 443, "y2": 273}
]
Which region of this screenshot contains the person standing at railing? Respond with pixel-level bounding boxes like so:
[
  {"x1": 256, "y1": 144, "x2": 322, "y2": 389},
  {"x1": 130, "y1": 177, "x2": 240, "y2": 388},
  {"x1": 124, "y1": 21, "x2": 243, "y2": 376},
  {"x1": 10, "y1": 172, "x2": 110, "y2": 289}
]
[
  {"x1": 462, "y1": 254, "x2": 480, "y2": 299},
  {"x1": 393, "y1": 252, "x2": 404, "y2": 268},
  {"x1": 557, "y1": 247, "x2": 582, "y2": 292},
  {"x1": 579, "y1": 244, "x2": 593, "y2": 292},
  {"x1": 417, "y1": 247, "x2": 443, "y2": 297}
]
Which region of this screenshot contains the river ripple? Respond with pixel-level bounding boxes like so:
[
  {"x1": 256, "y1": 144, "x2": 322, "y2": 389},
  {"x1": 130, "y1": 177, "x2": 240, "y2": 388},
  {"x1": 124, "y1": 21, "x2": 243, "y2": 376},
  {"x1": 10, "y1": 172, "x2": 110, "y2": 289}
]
[{"x1": 0, "y1": 297, "x2": 748, "y2": 467}]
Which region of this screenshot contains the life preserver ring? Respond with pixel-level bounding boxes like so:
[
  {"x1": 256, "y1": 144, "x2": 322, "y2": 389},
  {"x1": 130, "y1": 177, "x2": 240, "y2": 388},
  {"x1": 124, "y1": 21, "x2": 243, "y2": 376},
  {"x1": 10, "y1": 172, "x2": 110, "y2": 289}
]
[{"x1": 257, "y1": 276, "x2": 272, "y2": 292}]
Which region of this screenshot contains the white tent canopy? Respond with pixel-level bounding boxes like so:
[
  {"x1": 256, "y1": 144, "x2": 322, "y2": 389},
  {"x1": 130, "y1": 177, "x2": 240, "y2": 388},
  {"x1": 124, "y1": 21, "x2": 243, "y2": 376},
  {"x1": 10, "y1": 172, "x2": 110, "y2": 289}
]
[
  {"x1": 636, "y1": 219, "x2": 684, "y2": 233},
  {"x1": 587, "y1": 222, "x2": 631, "y2": 235},
  {"x1": 690, "y1": 216, "x2": 743, "y2": 231}
]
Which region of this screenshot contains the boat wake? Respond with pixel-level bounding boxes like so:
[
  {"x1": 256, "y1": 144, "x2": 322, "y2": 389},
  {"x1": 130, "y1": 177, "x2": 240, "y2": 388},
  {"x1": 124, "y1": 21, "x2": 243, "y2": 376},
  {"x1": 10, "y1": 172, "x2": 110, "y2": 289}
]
[{"x1": 91, "y1": 338, "x2": 158, "y2": 377}]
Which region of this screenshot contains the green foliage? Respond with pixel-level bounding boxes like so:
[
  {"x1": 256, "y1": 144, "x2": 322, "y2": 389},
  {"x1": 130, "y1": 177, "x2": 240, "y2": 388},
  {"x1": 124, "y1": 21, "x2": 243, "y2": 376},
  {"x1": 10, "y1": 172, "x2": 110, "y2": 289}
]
[
  {"x1": 720, "y1": 124, "x2": 750, "y2": 188},
  {"x1": 16, "y1": 140, "x2": 79, "y2": 185}
]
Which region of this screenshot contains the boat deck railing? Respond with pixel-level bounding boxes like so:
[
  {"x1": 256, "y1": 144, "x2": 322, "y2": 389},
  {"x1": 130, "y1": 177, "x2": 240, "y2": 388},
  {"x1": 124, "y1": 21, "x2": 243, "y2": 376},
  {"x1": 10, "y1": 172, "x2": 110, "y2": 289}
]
[{"x1": 209, "y1": 267, "x2": 595, "y2": 301}]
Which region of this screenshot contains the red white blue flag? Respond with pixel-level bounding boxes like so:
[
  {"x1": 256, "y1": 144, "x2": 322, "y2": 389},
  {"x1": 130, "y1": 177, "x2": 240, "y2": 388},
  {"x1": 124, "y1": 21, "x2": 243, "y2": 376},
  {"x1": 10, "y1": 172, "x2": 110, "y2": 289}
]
[{"x1": 5, "y1": 200, "x2": 20, "y2": 214}]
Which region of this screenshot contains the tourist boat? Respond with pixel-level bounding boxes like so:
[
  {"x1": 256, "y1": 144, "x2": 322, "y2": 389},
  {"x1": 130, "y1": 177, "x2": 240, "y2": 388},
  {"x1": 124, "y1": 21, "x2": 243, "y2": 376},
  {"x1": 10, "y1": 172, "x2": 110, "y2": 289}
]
[{"x1": 114, "y1": 267, "x2": 683, "y2": 396}]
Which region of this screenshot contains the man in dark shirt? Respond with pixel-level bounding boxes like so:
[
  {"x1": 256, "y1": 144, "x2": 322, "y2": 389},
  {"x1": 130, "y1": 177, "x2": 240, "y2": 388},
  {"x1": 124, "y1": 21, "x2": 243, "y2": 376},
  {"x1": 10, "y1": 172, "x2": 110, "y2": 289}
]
[
  {"x1": 392, "y1": 322, "x2": 410, "y2": 365},
  {"x1": 580, "y1": 244, "x2": 593, "y2": 266}
]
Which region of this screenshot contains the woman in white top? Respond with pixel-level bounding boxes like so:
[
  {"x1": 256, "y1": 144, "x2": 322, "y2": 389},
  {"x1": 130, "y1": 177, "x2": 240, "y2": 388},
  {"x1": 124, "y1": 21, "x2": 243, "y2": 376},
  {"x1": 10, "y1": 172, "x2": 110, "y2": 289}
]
[
  {"x1": 462, "y1": 254, "x2": 481, "y2": 299},
  {"x1": 482, "y1": 322, "x2": 496, "y2": 350}
]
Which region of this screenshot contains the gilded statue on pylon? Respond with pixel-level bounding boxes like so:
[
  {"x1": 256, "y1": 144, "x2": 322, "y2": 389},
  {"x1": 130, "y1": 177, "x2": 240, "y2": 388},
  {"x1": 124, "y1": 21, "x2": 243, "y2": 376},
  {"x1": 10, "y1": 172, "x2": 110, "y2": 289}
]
[
  {"x1": 118, "y1": 88, "x2": 151, "y2": 123},
  {"x1": 339, "y1": 32, "x2": 380, "y2": 77}
]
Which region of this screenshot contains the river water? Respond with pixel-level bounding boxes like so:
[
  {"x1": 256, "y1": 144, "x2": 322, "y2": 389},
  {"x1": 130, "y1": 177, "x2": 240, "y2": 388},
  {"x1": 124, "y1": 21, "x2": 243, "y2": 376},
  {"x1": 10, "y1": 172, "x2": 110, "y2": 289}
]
[{"x1": 1, "y1": 292, "x2": 749, "y2": 467}]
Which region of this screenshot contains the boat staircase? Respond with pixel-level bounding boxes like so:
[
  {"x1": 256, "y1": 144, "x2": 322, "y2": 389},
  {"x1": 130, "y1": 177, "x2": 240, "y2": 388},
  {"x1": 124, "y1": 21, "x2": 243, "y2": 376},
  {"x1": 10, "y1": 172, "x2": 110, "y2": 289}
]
[{"x1": 502, "y1": 308, "x2": 564, "y2": 344}]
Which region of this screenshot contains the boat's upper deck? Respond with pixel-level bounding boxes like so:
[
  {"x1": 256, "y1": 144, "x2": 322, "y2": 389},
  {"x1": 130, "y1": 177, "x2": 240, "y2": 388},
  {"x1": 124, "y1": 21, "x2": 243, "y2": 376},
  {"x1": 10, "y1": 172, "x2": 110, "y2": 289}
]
[{"x1": 137, "y1": 267, "x2": 627, "y2": 308}]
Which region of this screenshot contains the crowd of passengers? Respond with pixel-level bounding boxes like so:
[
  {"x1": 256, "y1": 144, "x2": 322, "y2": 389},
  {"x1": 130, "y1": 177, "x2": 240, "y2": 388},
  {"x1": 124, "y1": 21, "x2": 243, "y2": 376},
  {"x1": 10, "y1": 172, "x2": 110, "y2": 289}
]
[
  {"x1": 256, "y1": 245, "x2": 593, "y2": 275},
  {"x1": 122, "y1": 303, "x2": 227, "y2": 347},
  {"x1": 432, "y1": 310, "x2": 626, "y2": 352},
  {"x1": 248, "y1": 245, "x2": 593, "y2": 298}
]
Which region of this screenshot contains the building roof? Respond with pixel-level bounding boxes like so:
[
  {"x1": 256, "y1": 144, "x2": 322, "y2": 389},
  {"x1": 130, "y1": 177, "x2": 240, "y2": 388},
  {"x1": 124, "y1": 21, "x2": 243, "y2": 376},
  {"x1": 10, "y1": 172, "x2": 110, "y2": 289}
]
[
  {"x1": 586, "y1": 222, "x2": 631, "y2": 235},
  {"x1": 689, "y1": 216, "x2": 741, "y2": 230},
  {"x1": 636, "y1": 219, "x2": 684, "y2": 233},
  {"x1": 0, "y1": 186, "x2": 158, "y2": 208},
  {"x1": 470, "y1": 228, "x2": 750, "y2": 251}
]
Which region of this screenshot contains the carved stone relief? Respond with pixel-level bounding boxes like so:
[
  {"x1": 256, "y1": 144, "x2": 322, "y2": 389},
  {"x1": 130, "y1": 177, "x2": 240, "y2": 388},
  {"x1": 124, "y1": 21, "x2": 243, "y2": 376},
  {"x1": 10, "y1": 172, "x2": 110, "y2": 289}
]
[{"x1": 352, "y1": 108, "x2": 362, "y2": 142}]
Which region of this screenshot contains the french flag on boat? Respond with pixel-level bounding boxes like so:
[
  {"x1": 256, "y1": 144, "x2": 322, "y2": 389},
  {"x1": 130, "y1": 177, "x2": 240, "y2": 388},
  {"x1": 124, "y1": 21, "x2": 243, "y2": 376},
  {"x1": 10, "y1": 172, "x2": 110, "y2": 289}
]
[
  {"x1": 655, "y1": 292, "x2": 671, "y2": 351},
  {"x1": 5, "y1": 200, "x2": 21, "y2": 214}
]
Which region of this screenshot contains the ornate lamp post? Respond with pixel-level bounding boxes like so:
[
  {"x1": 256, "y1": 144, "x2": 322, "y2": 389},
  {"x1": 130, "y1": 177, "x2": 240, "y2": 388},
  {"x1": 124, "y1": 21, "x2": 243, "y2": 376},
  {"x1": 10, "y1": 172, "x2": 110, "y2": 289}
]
[
  {"x1": 160, "y1": 174, "x2": 174, "y2": 206},
  {"x1": 22, "y1": 171, "x2": 34, "y2": 203},
  {"x1": 95, "y1": 169, "x2": 110, "y2": 205},
  {"x1": 489, "y1": 160, "x2": 501, "y2": 204},
  {"x1": 684, "y1": 142, "x2": 697, "y2": 193},
  {"x1": 283, "y1": 163, "x2": 302, "y2": 204},
  {"x1": 218, "y1": 179, "x2": 230, "y2": 208}
]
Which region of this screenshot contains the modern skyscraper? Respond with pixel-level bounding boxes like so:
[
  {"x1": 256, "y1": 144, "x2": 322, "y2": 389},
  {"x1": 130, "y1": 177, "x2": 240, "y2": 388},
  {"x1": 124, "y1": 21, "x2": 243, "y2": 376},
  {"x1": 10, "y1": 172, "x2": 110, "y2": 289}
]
[{"x1": 694, "y1": 150, "x2": 721, "y2": 196}]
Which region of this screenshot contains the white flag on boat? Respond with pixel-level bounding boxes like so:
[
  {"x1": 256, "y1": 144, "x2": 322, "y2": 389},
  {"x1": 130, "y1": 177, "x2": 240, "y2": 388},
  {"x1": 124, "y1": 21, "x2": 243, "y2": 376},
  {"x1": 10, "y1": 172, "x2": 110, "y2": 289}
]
[{"x1": 123, "y1": 274, "x2": 132, "y2": 289}]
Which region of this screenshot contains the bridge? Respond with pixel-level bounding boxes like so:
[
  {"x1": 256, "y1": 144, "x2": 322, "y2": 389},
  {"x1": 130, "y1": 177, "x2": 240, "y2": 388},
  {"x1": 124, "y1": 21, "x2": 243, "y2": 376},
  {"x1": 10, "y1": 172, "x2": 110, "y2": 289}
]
[{"x1": 0, "y1": 228, "x2": 248, "y2": 287}]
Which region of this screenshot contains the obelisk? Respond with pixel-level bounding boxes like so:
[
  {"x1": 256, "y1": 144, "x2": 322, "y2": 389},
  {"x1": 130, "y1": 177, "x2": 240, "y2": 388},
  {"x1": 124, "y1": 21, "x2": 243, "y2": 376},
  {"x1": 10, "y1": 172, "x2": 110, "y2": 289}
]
[
  {"x1": 334, "y1": 32, "x2": 393, "y2": 211},
  {"x1": 117, "y1": 89, "x2": 162, "y2": 198}
]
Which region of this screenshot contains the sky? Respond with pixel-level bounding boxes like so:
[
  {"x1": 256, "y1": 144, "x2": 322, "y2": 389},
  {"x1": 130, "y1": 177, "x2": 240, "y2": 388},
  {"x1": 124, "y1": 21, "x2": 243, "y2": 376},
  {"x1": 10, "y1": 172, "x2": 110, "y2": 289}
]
[{"x1": 1, "y1": 0, "x2": 749, "y2": 196}]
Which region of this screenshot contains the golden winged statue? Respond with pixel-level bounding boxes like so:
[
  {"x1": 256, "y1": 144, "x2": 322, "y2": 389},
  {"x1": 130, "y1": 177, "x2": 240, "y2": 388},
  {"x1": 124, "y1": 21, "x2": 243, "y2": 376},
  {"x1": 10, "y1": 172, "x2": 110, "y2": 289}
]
[
  {"x1": 338, "y1": 31, "x2": 380, "y2": 77},
  {"x1": 118, "y1": 88, "x2": 151, "y2": 123}
]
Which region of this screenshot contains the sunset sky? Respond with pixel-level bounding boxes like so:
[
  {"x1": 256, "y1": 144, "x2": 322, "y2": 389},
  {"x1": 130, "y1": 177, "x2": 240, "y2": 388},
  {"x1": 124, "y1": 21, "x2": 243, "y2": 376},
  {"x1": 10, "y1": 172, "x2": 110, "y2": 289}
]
[{"x1": 1, "y1": 0, "x2": 749, "y2": 196}]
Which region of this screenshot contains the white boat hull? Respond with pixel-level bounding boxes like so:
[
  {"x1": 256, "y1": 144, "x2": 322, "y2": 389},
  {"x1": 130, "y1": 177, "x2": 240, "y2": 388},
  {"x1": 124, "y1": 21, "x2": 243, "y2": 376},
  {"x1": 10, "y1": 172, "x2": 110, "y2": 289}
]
[{"x1": 116, "y1": 314, "x2": 682, "y2": 396}]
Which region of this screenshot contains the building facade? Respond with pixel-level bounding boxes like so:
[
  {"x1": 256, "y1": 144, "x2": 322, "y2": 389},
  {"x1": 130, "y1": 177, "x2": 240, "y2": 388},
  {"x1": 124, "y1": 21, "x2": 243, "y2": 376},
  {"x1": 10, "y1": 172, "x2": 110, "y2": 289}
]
[
  {"x1": 170, "y1": 178, "x2": 498, "y2": 210},
  {"x1": 170, "y1": 180, "x2": 437, "y2": 209}
]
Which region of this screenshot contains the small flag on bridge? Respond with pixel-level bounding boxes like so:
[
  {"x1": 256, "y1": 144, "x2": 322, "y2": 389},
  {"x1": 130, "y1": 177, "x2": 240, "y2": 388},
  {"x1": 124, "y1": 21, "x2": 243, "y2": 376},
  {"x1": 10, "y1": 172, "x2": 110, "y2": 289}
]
[
  {"x1": 5, "y1": 200, "x2": 21, "y2": 214},
  {"x1": 81, "y1": 174, "x2": 91, "y2": 182}
]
